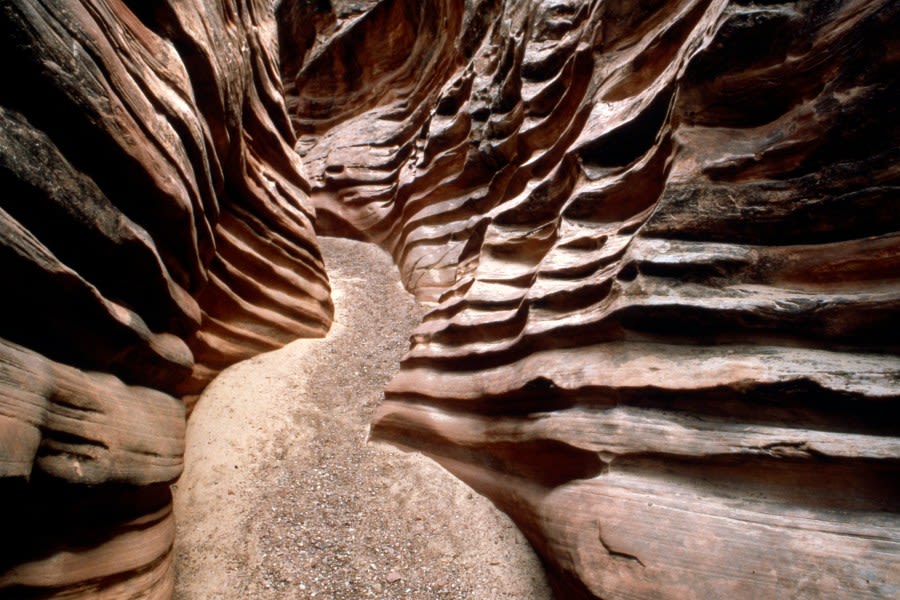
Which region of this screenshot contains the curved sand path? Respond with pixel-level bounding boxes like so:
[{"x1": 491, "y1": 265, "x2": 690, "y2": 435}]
[{"x1": 173, "y1": 237, "x2": 551, "y2": 599}]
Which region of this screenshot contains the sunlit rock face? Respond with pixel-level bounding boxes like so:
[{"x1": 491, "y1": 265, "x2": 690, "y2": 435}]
[
  {"x1": 0, "y1": 0, "x2": 331, "y2": 597},
  {"x1": 282, "y1": 0, "x2": 900, "y2": 597}
]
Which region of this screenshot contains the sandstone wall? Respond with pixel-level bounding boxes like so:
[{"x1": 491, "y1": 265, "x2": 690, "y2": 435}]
[
  {"x1": 2, "y1": 0, "x2": 898, "y2": 597},
  {"x1": 0, "y1": 1, "x2": 331, "y2": 596},
  {"x1": 283, "y1": 0, "x2": 900, "y2": 597}
]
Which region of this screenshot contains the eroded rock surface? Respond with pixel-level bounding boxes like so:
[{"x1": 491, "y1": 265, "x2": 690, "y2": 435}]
[
  {"x1": 1, "y1": 1, "x2": 331, "y2": 597},
  {"x1": 282, "y1": 0, "x2": 900, "y2": 597},
  {"x1": 2, "y1": 0, "x2": 899, "y2": 598}
]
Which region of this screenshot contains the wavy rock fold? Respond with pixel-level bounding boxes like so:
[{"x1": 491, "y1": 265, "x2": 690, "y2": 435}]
[
  {"x1": 282, "y1": 0, "x2": 900, "y2": 597},
  {"x1": 1, "y1": 0, "x2": 331, "y2": 597},
  {"x1": 1, "y1": 0, "x2": 898, "y2": 598}
]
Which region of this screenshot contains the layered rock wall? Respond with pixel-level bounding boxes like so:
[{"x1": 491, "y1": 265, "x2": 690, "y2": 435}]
[
  {"x1": 0, "y1": 0, "x2": 331, "y2": 596},
  {"x1": 2, "y1": 0, "x2": 898, "y2": 598},
  {"x1": 283, "y1": 0, "x2": 900, "y2": 597}
]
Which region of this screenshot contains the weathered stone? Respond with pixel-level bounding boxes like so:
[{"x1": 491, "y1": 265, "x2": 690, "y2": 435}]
[
  {"x1": 1, "y1": 0, "x2": 898, "y2": 598},
  {"x1": 1, "y1": 0, "x2": 331, "y2": 596},
  {"x1": 283, "y1": 0, "x2": 900, "y2": 597}
]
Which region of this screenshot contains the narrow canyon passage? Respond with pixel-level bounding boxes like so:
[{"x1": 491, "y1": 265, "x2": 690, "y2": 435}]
[{"x1": 172, "y1": 237, "x2": 551, "y2": 599}]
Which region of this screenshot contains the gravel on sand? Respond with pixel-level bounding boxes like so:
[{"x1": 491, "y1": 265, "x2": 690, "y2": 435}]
[{"x1": 173, "y1": 237, "x2": 551, "y2": 599}]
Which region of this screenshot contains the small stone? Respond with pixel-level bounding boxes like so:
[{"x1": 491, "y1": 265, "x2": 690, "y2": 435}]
[{"x1": 386, "y1": 571, "x2": 402, "y2": 583}]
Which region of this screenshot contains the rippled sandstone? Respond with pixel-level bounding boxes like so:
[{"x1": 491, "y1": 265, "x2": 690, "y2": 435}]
[
  {"x1": 1, "y1": 0, "x2": 898, "y2": 598},
  {"x1": 283, "y1": 0, "x2": 900, "y2": 597},
  {"x1": 1, "y1": 1, "x2": 331, "y2": 596}
]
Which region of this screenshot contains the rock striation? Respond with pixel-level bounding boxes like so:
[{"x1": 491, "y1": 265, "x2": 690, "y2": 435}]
[
  {"x1": 1, "y1": 0, "x2": 898, "y2": 598},
  {"x1": 0, "y1": 0, "x2": 331, "y2": 597},
  {"x1": 282, "y1": 0, "x2": 900, "y2": 597}
]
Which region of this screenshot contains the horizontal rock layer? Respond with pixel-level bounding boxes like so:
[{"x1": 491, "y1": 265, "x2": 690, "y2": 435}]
[
  {"x1": 0, "y1": 0, "x2": 332, "y2": 597},
  {"x1": 282, "y1": 0, "x2": 900, "y2": 597}
]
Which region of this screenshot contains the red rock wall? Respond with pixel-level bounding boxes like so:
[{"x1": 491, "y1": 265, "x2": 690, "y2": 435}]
[
  {"x1": 283, "y1": 0, "x2": 900, "y2": 597},
  {"x1": 0, "y1": 0, "x2": 332, "y2": 596},
  {"x1": 2, "y1": 0, "x2": 898, "y2": 597}
]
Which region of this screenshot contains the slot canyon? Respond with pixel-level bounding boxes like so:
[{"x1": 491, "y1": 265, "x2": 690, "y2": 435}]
[{"x1": 1, "y1": 0, "x2": 898, "y2": 598}]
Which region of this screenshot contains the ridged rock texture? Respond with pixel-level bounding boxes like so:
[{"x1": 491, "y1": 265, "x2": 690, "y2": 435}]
[
  {"x1": 281, "y1": 0, "x2": 900, "y2": 598},
  {"x1": 1, "y1": 0, "x2": 899, "y2": 598},
  {"x1": 0, "y1": 0, "x2": 331, "y2": 597}
]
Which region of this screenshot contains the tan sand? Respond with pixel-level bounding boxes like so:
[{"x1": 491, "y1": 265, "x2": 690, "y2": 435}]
[{"x1": 173, "y1": 237, "x2": 551, "y2": 599}]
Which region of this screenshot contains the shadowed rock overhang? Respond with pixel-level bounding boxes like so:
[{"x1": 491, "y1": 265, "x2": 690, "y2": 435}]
[{"x1": 1, "y1": 0, "x2": 899, "y2": 598}]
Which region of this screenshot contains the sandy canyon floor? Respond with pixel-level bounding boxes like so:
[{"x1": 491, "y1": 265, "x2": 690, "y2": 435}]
[{"x1": 172, "y1": 237, "x2": 551, "y2": 599}]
